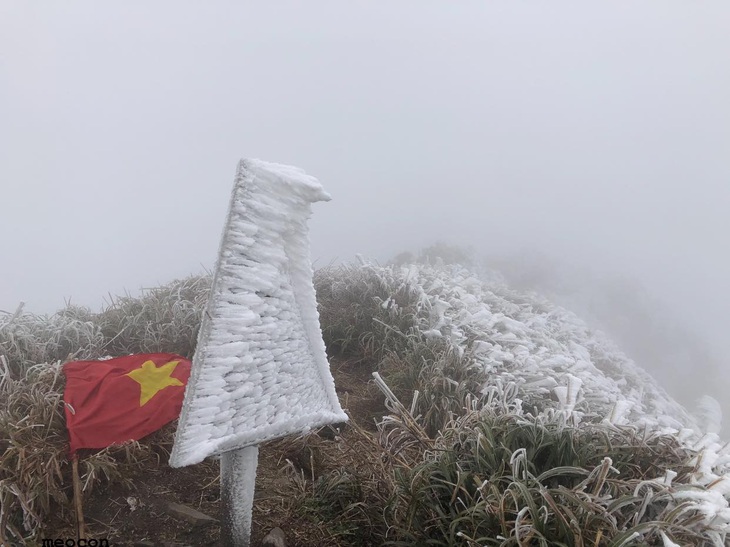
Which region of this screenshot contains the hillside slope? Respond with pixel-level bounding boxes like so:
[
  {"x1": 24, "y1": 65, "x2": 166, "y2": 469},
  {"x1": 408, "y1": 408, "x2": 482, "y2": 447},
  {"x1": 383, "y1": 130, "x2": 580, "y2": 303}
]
[
  {"x1": 1, "y1": 260, "x2": 729, "y2": 545},
  {"x1": 372, "y1": 261, "x2": 701, "y2": 433},
  {"x1": 315, "y1": 260, "x2": 730, "y2": 543}
]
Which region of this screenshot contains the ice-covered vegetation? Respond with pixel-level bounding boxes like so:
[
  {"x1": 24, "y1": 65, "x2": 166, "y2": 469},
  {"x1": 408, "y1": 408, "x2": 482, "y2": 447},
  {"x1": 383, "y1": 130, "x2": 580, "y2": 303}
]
[
  {"x1": 0, "y1": 277, "x2": 208, "y2": 543},
  {"x1": 313, "y1": 259, "x2": 730, "y2": 545},
  {"x1": 1, "y1": 254, "x2": 729, "y2": 545}
]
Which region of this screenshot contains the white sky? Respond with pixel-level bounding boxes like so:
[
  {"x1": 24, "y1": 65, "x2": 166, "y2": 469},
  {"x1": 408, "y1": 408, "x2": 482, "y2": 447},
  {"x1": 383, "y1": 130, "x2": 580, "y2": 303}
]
[{"x1": 1, "y1": 2, "x2": 729, "y2": 402}]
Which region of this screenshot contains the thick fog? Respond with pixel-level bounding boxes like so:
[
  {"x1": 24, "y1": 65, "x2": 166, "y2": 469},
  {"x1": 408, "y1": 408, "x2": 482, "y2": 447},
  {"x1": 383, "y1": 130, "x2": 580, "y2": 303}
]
[{"x1": 2, "y1": 3, "x2": 728, "y2": 424}]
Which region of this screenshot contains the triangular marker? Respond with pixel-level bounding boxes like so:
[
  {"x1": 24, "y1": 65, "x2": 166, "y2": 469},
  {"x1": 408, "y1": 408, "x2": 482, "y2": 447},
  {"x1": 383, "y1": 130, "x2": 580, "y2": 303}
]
[{"x1": 171, "y1": 159, "x2": 347, "y2": 468}]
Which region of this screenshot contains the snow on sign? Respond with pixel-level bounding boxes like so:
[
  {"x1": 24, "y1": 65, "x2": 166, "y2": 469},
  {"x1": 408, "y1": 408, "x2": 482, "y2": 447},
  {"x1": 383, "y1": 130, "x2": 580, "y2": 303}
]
[{"x1": 170, "y1": 159, "x2": 347, "y2": 468}]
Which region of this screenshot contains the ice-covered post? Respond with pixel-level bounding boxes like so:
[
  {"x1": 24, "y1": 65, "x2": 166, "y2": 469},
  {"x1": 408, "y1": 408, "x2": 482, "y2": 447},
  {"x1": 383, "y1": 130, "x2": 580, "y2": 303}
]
[
  {"x1": 169, "y1": 159, "x2": 348, "y2": 547},
  {"x1": 220, "y1": 446, "x2": 258, "y2": 546}
]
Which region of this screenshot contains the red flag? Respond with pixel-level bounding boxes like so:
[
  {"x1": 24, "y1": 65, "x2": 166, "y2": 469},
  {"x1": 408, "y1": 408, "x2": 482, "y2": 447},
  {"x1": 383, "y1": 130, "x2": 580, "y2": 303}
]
[{"x1": 62, "y1": 353, "x2": 191, "y2": 455}]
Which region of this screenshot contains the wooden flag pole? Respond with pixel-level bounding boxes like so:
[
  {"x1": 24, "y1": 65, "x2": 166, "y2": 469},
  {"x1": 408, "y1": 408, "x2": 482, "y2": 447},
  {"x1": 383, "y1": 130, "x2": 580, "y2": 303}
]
[
  {"x1": 220, "y1": 445, "x2": 259, "y2": 547},
  {"x1": 71, "y1": 455, "x2": 86, "y2": 540}
]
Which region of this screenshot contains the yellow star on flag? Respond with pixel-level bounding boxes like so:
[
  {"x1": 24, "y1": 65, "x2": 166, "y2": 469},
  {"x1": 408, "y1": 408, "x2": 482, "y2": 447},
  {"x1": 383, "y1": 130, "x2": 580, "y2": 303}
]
[{"x1": 126, "y1": 360, "x2": 184, "y2": 406}]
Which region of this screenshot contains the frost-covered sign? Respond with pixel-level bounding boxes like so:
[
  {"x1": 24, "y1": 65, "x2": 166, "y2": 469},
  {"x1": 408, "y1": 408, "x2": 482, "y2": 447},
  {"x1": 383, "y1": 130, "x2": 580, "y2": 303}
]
[{"x1": 170, "y1": 159, "x2": 347, "y2": 467}]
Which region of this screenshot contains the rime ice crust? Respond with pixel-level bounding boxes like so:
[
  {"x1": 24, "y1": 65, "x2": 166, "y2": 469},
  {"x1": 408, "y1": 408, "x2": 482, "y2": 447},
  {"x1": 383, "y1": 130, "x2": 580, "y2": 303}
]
[{"x1": 170, "y1": 159, "x2": 347, "y2": 468}]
